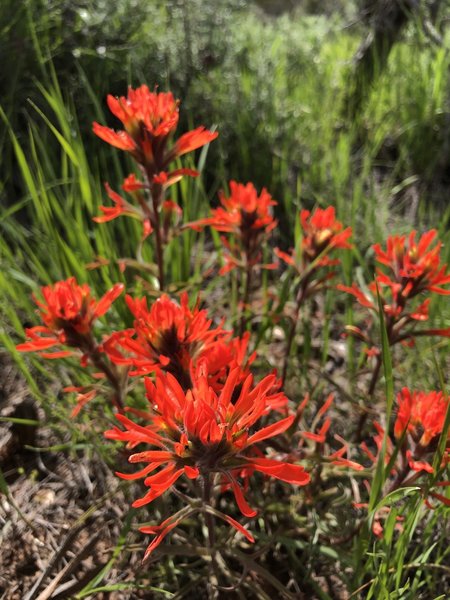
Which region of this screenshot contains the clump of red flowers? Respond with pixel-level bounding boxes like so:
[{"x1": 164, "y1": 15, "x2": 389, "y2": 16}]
[
  {"x1": 16, "y1": 277, "x2": 123, "y2": 358},
  {"x1": 105, "y1": 293, "x2": 229, "y2": 388},
  {"x1": 339, "y1": 230, "x2": 450, "y2": 348},
  {"x1": 276, "y1": 206, "x2": 352, "y2": 281},
  {"x1": 353, "y1": 387, "x2": 450, "y2": 537},
  {"x1": 93, "y1": 86, "x2": 218, "y2": 290},
  {"x1": 14, "y1": 80, "x2": 450, "y2": 580},
  {"x1": 93, "y1": 86, "x2": 217, "y2": 184},
  {"x1": 189, "y1": 181, "x2": 278, "y2": 275},
  {"x1": 394, "y1": 387, "x2": 450, "y2": 473},
  {"x1": 105, "y1": 362, "x2": 309, "y2": 557},
  {"x1": 16, "y1": 277, "x2": 126, "y2": 413},
  {"x1": 277, "y1": 206, "x2": 352, "y2": 383}
]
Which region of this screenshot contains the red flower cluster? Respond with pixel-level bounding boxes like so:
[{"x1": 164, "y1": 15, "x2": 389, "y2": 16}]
[
  {"x1": 277, "y1": 207, "x2": 352, "y2": 383},
  {"x1": 93, "y1": 86, "x2": 217, "y2": 184},
  {"x1": 16, "y1": 277, "x2": 124, "y2": 358},
  {"x1": 357, "y1": 387, "x2": 450, "y2": 531},
  {"x1": 276, "y1": 206, "x2": 352, "y2": 275},
  {"x1": 189, "y1": 181, "x2": 278, "y2": 274},
  {"x1": 339, "y1": 230, "x2": 450, "y2": 347},
  {"x1": 374, "y1": 230, "x2": 450, "y2": 297},
  {"x1": 105, "y1": 293, "x2": 274, "y2": 401},
  {"x1": 16, "y1": 278, "x2": 126, "y2": 414},
  {"x1": 93, "y1": 85, "x2": 218, "y2": 290},
  {"x1": 105, "y1": 293, "x2": 226, "y2": 385},
  {"x1": 105, "y1": 362, "x2": 309, "y2": 557},
  {"x1": 394, "y1": 387, "x2": 450, "y2": 473}
]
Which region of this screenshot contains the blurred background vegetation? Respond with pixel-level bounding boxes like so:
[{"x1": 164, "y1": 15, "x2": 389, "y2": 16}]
[{"x1": 2, "y1": 0, "x2": 450, "y2": 225}]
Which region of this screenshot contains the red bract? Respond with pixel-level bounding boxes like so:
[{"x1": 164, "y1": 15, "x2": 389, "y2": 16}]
[
  {"x1": 94, "y1": 181, "x2": 145, "y2": 225},
  {"x1": 188, "y1": 181, "x2": 278, "y2": 272},
  {"x1": 93, "y1": 85, "x2": 217, "y2": 182},
  {"x1": 194, "y1": 181, "x2": 277, "y2": 236},
  {"x1": 63, "y1": 386, "x2": 98, "y2": 418},
  {"x1": 297, "y1": 394, "x2": 363, "y2": 471},
  {"x1": 394, "y1": 388, "x2": 449, "y2": 460},
  {"x1": 202, "y1": 332, "x2": 256, "y2": 392},
  {"x1": 373, "y1": 230, "x2": 450, "y2": 297},
  {"x1": 105, "y1": 363, "x2": 309, "y2": 556},
  {"x1": 105, "y1": 293, "x2": 229, "y2": 388},
  {"x1": 339, "y1": 230, "x2": 450, "y2": 346},
  {"x1": 94, "y1": 177, "x2": 186, "y2": 244},
  {"x1": 94, "y1": 179, "x2": 153, "y2": 241},
  {"x1": 276, "y1": 206, "x2": 352, "y2": 273},
  {"x1": 300, "y1": 206, "x2": 352, "y2": 263},
  {"x1": 16, "y1": 278, "x2": 124, "y2": 358}
]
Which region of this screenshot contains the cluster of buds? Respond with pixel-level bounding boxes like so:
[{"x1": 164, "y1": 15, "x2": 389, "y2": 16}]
[
  {"x1": 339, "y1": 230, "x2": 450, "y2": 351},
  {"x1": 93, "y1": 85, "x2": 218, "y2": 289}
]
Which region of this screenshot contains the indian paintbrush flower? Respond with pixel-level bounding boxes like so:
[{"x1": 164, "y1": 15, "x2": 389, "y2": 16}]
[
  {"x1": 276, "y1": 206, "x2": 352, "y2": 280},
  {"x1": 104, "y1": 293, "x2": 226, "y2": 386},
  {"x1": 93, "y1": 86, "x2": 217, "y2": 185},
  {"x1": 105, "y1": 362, "x2": 309, "y2": 557},
  {"x1": 93, "y1": 85, "x2": 218, "y2": 290},
  {"x1": 394, "y1": 387, "x2": 450, "y2": 473},
  {"x1": 16, "y1": 277, "x2": 124, "y2": 358},
  {"x1": 339, "y1": 230, "x2": 450, "y2": 347},
  {"x1": 188, "y1": 181, "x2": 278, "y2": 274},
  {"x1": 104, "y1": 293, "x2": 268, "y2": 396},
  {"x1": 278, "y1": 206, "x2": 352, "y2": 384},
  {"x1": 16, "y1": 277, "x2": 127, "y2": 412}
]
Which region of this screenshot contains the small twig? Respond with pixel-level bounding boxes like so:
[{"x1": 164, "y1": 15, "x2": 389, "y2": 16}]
[
  {"x1": 23, "y1": 521, "x2": 87, "y2": 600},
  {"x1": 34, "y1": 530, "x2": 102, "y2": 600}
]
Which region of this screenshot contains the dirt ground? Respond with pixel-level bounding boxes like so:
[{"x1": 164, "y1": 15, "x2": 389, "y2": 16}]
[{"x1": 0, "y1": 352, "x2": 154, "y2": 600}]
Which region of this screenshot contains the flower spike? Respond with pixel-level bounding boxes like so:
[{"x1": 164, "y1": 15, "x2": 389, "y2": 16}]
[{"x1": 105, "y1": 363, "x2": 309, "y2": 556}]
